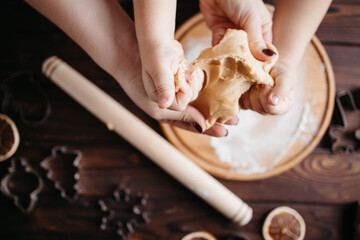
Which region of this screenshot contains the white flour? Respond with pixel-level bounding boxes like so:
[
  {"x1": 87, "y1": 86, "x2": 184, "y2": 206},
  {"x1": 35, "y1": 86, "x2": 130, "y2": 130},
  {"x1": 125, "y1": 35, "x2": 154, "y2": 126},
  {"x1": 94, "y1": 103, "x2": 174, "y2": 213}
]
[
  {"x1": 184, "y1": 35, "x2": 316, "y2": 174},
  {"x1": 184, "y1": 36, "x2": 212, "y2": 62},
  {"x1": 209, "y1": 71, "x2": 307, "y2": 174}
]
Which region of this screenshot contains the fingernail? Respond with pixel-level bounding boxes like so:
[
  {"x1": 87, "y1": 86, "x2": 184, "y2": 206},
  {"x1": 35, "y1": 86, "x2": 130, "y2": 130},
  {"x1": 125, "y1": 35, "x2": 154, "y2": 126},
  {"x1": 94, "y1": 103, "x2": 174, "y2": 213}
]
[
  {"x1": 225, "y1": 129, "x2": 229, "y2": 137},
  {"x1": 192, "y1": 122, "x2": 203, "y2": 133},
  {"x1": 270, "y1": 93, "x2": 279, "y2": 106},
  {"x1": 159, "y1": 97, "x2": 168, "y2": 106},
  {"x1": 262, "y1": 48, "x2": 276, "y2": 57}
]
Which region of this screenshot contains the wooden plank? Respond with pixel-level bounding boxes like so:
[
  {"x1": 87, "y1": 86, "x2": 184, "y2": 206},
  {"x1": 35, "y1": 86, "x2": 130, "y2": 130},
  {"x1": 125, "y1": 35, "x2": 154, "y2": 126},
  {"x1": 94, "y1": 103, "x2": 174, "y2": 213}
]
[
  {"x1": 318, "y1": 4, "x2": 360, "y2": 45},
  {"x1": 324, "y1": 45, "x2": 360, "y2": 89},
  {"x1": 10, "y1": 147, "x2": 357, "y2": 205},
  {"x1": 355, "y1": 202, "x2": 360, "y2": 240},
  {"x1": 73, "y1": 151, "x2": 360, "y2": 204},
  {"x1": 0, "y1": 194, "x2": 355, "y2": 240},
  {"x1": 0, "y1": 0, "x2": 359, "y2": 239},
  {"x1": 2, "y1": 1, "x2": 360, "y2": 46}
]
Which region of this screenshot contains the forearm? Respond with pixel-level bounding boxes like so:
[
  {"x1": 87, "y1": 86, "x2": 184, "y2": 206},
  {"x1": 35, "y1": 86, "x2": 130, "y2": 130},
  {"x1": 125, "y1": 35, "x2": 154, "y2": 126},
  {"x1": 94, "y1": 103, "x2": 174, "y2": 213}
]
[
  {"x1": 273, "y1": 0, "x2": 332, "y2": 65},
  {"x1": 133, "y1": 0, "x2": 177, "y2": 46},
  {"x1": 25, "y1": 0, "x2": 140, "y2": 81}
]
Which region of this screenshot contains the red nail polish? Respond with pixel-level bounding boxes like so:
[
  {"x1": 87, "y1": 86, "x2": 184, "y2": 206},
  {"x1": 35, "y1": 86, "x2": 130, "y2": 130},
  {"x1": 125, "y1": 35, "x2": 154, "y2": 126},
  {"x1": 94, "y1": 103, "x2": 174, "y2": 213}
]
[
  {"x1": 262, "y1": 48, "x2": 276, "y2": 57},
  {"x1": 192, "y1": 122, "x2": 203, "y2": 133}
]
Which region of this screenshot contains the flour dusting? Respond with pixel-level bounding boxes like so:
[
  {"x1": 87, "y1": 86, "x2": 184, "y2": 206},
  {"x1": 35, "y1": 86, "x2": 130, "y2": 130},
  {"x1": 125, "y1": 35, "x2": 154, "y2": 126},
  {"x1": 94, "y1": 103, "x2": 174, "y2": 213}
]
[
  {"x1": 184, "y1": 35, "x2": 318, "y2": 174},
  {"x1": 184, "y1": 36, "x2": 211, "y2": 62},
  {"x1": 209, "y1": 62, "x2": 316, "y2": 174}
]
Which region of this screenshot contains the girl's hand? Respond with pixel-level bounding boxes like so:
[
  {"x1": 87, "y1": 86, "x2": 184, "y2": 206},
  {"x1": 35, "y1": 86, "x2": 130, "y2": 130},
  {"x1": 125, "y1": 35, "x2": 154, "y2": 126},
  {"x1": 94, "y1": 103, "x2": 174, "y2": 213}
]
[
  {"x1": 139, "y1": 39, "x2": 204, "y2": 111},
  {"x1": 239, "y1": 61, "x2": 297, "y2": 115}
]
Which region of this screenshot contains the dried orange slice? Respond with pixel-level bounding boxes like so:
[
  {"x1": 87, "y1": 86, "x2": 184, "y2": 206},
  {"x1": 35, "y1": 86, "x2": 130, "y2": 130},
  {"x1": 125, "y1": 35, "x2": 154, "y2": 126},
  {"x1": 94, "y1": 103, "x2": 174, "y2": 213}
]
[
  {"x1": 181, "y1": 231, "x2": 217, "y2": 240},
  {"x1": 263, "y1": 206, "x2": 306, "y2": 240},
  {"x1": 0, "y1": 114, "x2": 20, "y2": 162}
]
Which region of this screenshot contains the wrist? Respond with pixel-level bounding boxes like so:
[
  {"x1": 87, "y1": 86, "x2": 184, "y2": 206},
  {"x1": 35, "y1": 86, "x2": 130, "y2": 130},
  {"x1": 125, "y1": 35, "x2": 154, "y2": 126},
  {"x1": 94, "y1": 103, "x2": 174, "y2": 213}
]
[
  {"x1": 137, "y1": 37, "x2": 180, "y2": 64},
  {"x1": 107, "y1": 32, "x2": 141, "y2": 82},
  {"x1": 275, "y1": 47, "x2": 304, "y2": 68},
  {"x1": 137, "y1": 35, "x2": 174, "y2": 49}
]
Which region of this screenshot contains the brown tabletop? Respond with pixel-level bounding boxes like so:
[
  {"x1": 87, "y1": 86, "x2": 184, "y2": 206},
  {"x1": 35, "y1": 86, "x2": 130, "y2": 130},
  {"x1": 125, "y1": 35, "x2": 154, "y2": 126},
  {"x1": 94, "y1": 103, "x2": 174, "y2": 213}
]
[{"x1": 0, "y1": 0, "x2": 359, "y2": 239}]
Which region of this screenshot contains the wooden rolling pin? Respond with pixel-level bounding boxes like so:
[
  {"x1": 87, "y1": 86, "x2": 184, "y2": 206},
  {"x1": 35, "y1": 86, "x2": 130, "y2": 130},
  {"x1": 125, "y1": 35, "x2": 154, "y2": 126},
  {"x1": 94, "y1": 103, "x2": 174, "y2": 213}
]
[{"x1": 42, "y1": 56, "x2": 252, "y2": 226}]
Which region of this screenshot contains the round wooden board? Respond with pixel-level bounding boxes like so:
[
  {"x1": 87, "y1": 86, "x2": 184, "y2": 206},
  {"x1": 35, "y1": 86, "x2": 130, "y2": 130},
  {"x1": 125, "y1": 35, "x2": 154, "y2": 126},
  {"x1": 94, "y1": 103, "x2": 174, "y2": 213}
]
[{"x1": 161, "y1": 13, "x2": 335, "y2": 181}]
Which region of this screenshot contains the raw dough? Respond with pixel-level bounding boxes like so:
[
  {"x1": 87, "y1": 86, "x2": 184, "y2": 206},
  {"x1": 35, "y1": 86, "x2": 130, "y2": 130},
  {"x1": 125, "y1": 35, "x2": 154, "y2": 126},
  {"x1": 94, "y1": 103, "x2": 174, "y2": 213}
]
[
  {"x1": 176, "y1": 29, "x2": 278, "y2": 129},
  {"x1": 174, "y1": 59, "x2": 188, "y2": 92}
]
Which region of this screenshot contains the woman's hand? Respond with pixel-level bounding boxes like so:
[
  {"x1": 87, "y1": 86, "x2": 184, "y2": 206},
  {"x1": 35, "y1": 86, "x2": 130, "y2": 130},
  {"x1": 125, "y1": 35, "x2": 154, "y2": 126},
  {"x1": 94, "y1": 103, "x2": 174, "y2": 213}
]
[
  {"x1": 200, "y1": 0, "x2": 275, "y2": 60},
  {"x1": 133, "y1": 0, "x2": 204, "y2": 111},
  {"x1": 200, "y1": 0, "x2": 298, "y2": 115},
  {"x1": 26, "y1": 0, "x2": 234, "y2": 137},
  {"x1": 117, "y1": 67, "x2": 237, "y2": 137}
]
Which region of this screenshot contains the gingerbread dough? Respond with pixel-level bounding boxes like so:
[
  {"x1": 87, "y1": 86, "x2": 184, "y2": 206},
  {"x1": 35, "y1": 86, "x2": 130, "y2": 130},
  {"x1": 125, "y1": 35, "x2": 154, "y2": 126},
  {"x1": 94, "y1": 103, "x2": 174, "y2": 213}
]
[{"x1": 176, "y1": 29, "x2": 278, "y2": 129}]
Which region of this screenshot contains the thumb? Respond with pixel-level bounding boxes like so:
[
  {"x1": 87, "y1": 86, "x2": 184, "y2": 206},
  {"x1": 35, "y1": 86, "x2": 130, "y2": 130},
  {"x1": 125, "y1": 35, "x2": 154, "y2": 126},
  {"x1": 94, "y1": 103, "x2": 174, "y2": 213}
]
[
  {"x1": 153, "y1": 67, "x2": 176, "y2": 109},
  {"x1": 245, "y1": 20, "x2": 276, "y2": 62},
  {"x1": 261, "y1": 65, "x2": 297, "y2": 115}
]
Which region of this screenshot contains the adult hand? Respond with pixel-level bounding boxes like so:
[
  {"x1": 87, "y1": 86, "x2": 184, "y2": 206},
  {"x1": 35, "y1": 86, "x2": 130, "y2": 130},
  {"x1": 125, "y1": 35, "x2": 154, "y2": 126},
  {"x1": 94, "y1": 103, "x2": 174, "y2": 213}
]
[
  {"x1": 200, "y1": 0, "x2": 275, "y2": 60},
  {"x1": 200, "y1": 0, "x2": 296, "y2": 115},
  {"x1": 116, "y1": 60, "x2": 237, "y2": 137},
  {"x1": 26, "y1": 0, "x2": 236, "y2": 137}
]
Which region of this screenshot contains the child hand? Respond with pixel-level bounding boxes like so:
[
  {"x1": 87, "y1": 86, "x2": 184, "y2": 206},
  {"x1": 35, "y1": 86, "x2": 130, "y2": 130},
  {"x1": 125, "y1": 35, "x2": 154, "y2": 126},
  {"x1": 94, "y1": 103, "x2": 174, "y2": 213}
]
[
  {"x1": 239, "y1": 61, "x2": 297, "y2": 115},
  {"x1": 119, "y1": 66, "x2": 238, "y2": 137},
  {"x1": 140, "y1": 38, "x2": 204, "y2": 111}
]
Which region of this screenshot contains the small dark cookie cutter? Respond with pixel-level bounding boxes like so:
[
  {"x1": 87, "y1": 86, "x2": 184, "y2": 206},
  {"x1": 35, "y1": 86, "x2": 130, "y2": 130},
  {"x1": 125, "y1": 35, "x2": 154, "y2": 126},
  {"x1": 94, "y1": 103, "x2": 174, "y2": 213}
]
[
  {"x1": 0, "y1": 157, "x2": 44, "y2": 214},
  {"x1": 0, "y1": 71, "x2": 51, "y2": 127},
  {"x1": 41, "y1": 146, "x2": 82, "y2": 202},
  {"x1": 329, "y1": 89, "x2": 360, "y2": 153},
  {"x1": 98, "y1": 185, "x2": 150, "y2": 240}
]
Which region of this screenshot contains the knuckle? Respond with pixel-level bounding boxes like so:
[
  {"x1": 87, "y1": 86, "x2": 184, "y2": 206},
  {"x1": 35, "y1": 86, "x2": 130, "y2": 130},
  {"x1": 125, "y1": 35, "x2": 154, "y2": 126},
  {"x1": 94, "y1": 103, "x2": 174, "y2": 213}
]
[
  {"x1": 157, "y1": 83, "x2": 174, "y2": 96},
  {"x1": 145, "y1": 86, "x2": 158, "y2": 102}
]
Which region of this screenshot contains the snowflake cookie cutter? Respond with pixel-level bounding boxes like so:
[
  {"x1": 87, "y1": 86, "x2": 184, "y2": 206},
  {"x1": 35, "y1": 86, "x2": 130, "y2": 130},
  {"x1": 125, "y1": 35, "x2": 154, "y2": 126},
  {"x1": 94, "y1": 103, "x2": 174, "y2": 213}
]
[{"x1": 98, "y1": 184, "x2": 150, "y2": 239}]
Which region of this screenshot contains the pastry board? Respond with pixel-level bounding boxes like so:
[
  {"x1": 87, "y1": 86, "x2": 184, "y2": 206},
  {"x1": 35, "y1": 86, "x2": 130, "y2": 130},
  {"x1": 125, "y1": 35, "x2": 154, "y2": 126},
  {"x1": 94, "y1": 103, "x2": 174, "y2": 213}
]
[{"x1": 160, "y1": 13, "x2": 335, "y2": 181}]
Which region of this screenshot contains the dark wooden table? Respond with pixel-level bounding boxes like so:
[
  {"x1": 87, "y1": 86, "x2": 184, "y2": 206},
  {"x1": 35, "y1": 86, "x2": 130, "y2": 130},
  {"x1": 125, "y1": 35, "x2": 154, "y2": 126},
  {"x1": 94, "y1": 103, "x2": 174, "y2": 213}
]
[{"x1": 0, "y1": 0, "x2": 359, "y2": 239}]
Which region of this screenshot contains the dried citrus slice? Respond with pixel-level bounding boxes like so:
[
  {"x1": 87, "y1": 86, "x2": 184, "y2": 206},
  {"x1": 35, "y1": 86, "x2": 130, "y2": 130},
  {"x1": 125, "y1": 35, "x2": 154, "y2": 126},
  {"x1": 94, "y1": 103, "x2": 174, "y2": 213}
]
[
  {"x1": 263, "y1": 206, "x2": 305, "y2": 240},
  {"x1": 181, "y1": 231, "x2": 217, "y2": 240},
  {"x1": 0, "y1": 114, "x2": 20, "y2": 161}
]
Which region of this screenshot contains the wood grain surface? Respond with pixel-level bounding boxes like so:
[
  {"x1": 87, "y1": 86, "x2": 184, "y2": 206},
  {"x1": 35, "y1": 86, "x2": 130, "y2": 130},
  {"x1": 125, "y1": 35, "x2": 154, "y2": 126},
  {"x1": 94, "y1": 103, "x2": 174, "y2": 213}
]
[
  {"x1": 0, "y1": 0, "x2": 359, "y2": 240},
  {"x1": 162, "y1": 15, "x2": 335, "y2": 181}
]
